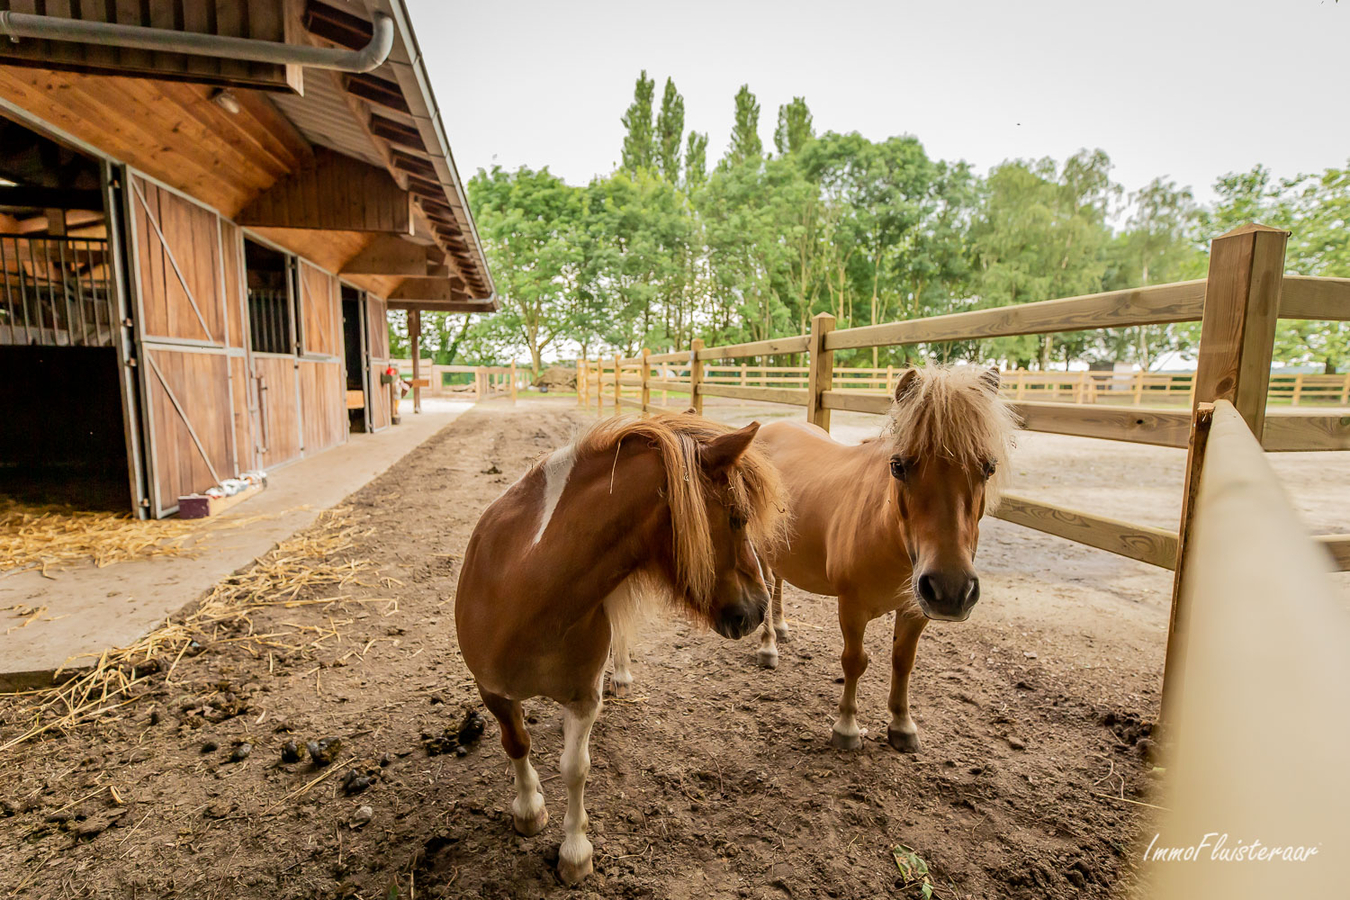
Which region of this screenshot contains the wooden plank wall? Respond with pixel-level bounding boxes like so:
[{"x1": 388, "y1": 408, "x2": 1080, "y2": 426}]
[
  {"x1": 253, "y1": 354, "x2": 300, "y2": 470},
  {"x1": 299, "y1": 359, "x2": 346, "y2": 453},
  {"x1": 0, "y1": 0, "x2": 301, "y2": 92},
  {"x1": 235, "y1": 150, "x2": 413, "y2": 234}
]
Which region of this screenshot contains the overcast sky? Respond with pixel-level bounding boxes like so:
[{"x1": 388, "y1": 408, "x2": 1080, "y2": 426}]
[{"x1": 411, "y1": 0, "x2": 1347, "y2": 210}]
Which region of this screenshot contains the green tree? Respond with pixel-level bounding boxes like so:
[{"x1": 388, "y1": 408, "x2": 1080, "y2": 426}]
[
  {"x1": 970, "y1": 151, "x2": 1117, "y2": 368},
  {"x1": 620, "y1": 70, "x2": 656, "y2": 174},
  {"x1": 467, "y1": 165, "x2": 587, "y2": 375},
  {"x1": 1101, "y1": 178, "x2": 1205, "y2": 368},
  {"x1": 774, "y1": 97, "x2": 814, "y2": 156},
  {"x1": 684, "y1": 131, "x2": 708, "y2": 190},
  {"x1": 656, "y1": 77, "x2": 685, "y2": 183},
  {"x1": 725, "y1": 85, "x2": 763, "y2": 166}
]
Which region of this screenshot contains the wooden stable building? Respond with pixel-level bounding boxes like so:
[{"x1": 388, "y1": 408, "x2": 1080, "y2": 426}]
[{"x1": 0, "y1": 0, "x2": 494, "y2": 516}]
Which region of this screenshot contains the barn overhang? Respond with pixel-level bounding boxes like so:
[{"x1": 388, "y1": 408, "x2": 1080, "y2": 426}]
[{"x1": 0, "y1": 0, "x2": 496, "y2": 306}]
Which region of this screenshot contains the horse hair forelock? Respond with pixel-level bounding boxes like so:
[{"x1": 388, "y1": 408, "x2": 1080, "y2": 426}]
[
  {"x1": 884, "y1": 365, "x2": 1019, "y2": 506},
  {"x1": 575, "y1": 413, "x2": 785, "y2": 613}
]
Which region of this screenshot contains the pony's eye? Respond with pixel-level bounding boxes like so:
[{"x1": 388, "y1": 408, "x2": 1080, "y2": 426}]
[
  {"x1": 982, "y1": 460, "x2": 997, "y2": 479},
  {"x1": 730, "y1": 513, "x2": 745, "y2": 531},
  {"x1": 890, "y1": 457, "x2": 908, "y2": 481}
]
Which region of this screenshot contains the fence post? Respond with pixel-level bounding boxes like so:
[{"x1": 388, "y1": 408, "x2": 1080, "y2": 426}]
[
  {"x1": 613, "y1": 353, "x2": 621, "y2": 415},
  {"x1": 409, "y1": 310, "x2": 422, "y2": 415},
  {"x1": 806, "y1": 312, "x2": 836, "y2": 431},
  {"x1": 1292, "y1": 373, "x2": 1304, "y2": 406},
  {"x1": 577, "y1": 359, "x2": 586, "y2": 407},
  {"x1": 1161, "y1": 223, "x2": 1288, "y2": 729},
  {"x1": 509, "y1": 361, "x2": 518, "y2": 403},
  {"x1": 689, "y1": 338, "x2": 705, "y2": 415},
  {"x1": 639, "y1": 348, "x2": 651, "y2": 412}
]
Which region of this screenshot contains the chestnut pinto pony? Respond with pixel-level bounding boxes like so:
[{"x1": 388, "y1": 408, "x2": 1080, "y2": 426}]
[
  {"x1": 755, "y1": 366, "x2": 1017, "y2": 752},
  {"x1": 455, "y1": 413, "x2": 784, "y2": 884}
]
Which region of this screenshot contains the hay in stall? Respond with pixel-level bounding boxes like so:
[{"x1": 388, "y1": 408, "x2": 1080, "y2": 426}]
[
  {"x1": 0, "y1": 500, "x2": 196, "y2": 577},
  {"x1": 0, "y1": 507, "x2": 396, "y2": 754}
]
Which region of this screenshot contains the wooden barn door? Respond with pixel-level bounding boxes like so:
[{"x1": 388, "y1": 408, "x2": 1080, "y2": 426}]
[
  {"x1": 296, "y1": 261, "x2": 347, "y2": 454},
  {"x1": 366, "y1": 294, "x2": 391, "y2": 431},
  {"x1": 126, "y1": 174, "x2": 240, "y2": 517}
]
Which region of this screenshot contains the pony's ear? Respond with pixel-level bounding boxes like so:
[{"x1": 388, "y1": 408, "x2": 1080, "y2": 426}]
[
  {"x1": 894, "y1": 368, "x2": 920, "y2": 402},
  {"x1": 980, "y1": 366, "x2": 1001, "y2": 394},
  {"x1": 700, "y1": 422, "x2": 761, "y2": 473},
  {"x1": 685, "y1": 406, "x2": 698, "y2": 415}
]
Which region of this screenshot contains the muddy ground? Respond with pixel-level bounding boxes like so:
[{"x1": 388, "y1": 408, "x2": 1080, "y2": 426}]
[{"x1": 9, "y1": 396, "x2": 1328, "y2": 899}]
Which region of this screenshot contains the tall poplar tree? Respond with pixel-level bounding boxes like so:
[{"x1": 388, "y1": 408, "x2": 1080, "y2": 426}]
[
  {"x1": 656, "y1": 77, "x2": 685, "y2": 183},
  {"x1": 620, "y1": 71, "x2": 655, "y2": 173},
  {"x1": 774, "y1": 97, "x2": 814, "y2": 156},
  {"x1": 684, "y1": 131, "x2": 708, "y2": 190},
  {"x1": 726, "y1": 85, "x2": 763, "y2": 165}
]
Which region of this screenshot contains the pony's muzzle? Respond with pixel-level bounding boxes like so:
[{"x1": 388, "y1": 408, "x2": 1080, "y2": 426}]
[
  {"x1": 915, "y1": 571, "x2": 980, "y2": 622},
  {"x1": 713, "y1": 595, "x2": 766, "y2": 640}
]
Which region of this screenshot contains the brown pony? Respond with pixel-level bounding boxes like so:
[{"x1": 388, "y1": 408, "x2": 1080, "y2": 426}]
[
  {"x1": 755, "y1": 366, "x2": 1017, "y2": 752},
  {"x1": 455, "y1": 413, "x2": 784, "y2": 884}
]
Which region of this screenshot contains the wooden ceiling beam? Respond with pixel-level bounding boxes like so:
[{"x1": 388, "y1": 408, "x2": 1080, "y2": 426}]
[
  {"x1": 388, "y1": 277, "x2": 474, "y2": 303},
  {"x1": 387, "y1": 300, "x2": 494, "y2": 313},
  {"x1": 391, "y1": 150, "x2": 437, "y2": 180},
  {"x1": 304, "y1": 1, "x2": 373, "y2": 50},
  {"x1": 346, "y1": 73, "x2": 409, "y2": 114},
  {"x1": 369, "y1": 115, "x2": 427, "y2": 153}
]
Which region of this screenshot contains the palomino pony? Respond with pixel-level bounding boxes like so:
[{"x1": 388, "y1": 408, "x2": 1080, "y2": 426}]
[
  {"x1": 755, "y1": 365, "x2": 1017, "y2": 752},
  {"x1": 455, "y1": 413, "x2": 784, "y2": 884}
]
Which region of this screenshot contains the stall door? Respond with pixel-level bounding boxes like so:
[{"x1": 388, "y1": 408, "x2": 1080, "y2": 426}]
[
  {"x1": 127, "y1": 175, "x2": 240, "y2": 517},
  {"x1": 366, "y1": 294, "x2": 391, "y2": 431},
  {"x1": 296, "y1": 262, "x2": 346, "y2": 453}
]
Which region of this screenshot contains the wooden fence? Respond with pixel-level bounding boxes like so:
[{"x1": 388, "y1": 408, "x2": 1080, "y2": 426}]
[
  {"x1": 580, "y1": 359, "x2": 1349, "y2": 408},
  {"x1": 394, "y1": 360, "x2": 521, "y2": 404},
  {"x1": 577, "y1": 225, "x2": 1350, "y2": 694},
  {"x1": 578, "y1": 226, "x2": 1350, "y2": 889}
]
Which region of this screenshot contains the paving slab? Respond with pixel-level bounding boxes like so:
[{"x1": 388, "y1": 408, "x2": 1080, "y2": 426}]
[{"x1": 0, "y1": 400, "x2": 472, "y2": 690}]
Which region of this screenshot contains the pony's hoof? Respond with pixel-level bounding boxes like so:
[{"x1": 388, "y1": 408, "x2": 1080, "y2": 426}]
[
  {"x1": 830, "y1": 729, "x2": 862, "y2": 751},
  {"x1": 773, "y1": 624, "x2": 790, "y2": 642},
  {"x1": 557, "y1": 840, "x2": 593, "y2": 885},
  {"x1": 756, "y1": 648, "x2": 779, "y2": 669},
  {"x1": 611, "y1": 679, "x2": 632, "y2": 699},
  {"x1": 511, "y1": 798, "x2": 548, "y2": 836},
  {"x1": 887, "y1": 726, "x2": 922, "y2": 754}
]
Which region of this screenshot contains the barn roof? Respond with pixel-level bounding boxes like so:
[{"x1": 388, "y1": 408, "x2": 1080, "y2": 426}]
[{"x1": 0, "y1": 0, "x2": 496, "y2": 312}]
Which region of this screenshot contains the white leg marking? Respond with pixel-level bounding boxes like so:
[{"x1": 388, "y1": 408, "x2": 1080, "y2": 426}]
[
  {"x1": 510, "y1": 753, "x2": 548, "y2": 835},
  {"x1": 610, "y1": 627, "x2": 633, "y2": 698},
  {"x1": 558, "y1": 697, "x2": 600, "y2": 884},
  {"x1": 531, "y1": 444, "x2": 577, "y2": 545}
]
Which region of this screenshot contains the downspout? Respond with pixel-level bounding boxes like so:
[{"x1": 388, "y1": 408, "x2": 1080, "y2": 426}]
[{"x1": 0, "y1": 10, "x2": 394, "y2": 73}]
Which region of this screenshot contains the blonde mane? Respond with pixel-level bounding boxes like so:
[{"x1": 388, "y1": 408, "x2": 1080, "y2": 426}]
[
  {"x1": 884, "y1": 366, "x2": 1020, "y2": 504},
  {"x1": 573, "y1": 412, "x2": 785, "y2": 610}
]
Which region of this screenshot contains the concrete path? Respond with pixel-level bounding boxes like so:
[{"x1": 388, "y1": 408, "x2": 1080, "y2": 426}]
[{"x1": 0, "y1": 399, "x2": 473, "y2": 689}]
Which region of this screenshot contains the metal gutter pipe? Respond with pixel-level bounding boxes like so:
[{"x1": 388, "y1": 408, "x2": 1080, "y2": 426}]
[{"x1": 0, "y1": 10, "x2": 394, "y2": 73}]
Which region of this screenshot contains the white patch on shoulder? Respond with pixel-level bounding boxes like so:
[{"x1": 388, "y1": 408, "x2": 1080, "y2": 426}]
[{"x1": 532, "y1": 443, "x2": 577, "y2": 545}]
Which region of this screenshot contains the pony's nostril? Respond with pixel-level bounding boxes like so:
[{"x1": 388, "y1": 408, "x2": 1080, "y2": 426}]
[
  {"x1": 916, "y1": 574, "x2": 937, "y2": 605},
  {"x1": 966, "y1": 576, "x2": 980, "y2": 606}
]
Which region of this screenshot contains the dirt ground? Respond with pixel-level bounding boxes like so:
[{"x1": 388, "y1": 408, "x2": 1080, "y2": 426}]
[{"x1": 2, "y1": 397, "x2": 1346, "y2": 899}]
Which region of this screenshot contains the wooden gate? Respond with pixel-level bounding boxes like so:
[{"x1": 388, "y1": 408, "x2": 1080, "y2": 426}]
[{"x1": 127, "y1": 174, "x2": 241, "y2": 517}]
